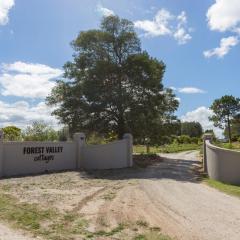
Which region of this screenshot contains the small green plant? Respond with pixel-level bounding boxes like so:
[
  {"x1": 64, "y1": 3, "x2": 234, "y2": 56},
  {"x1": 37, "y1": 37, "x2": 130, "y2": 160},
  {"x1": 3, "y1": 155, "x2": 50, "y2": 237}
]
[
  {"x1": 134, "y1": 230, "x2": 172, "y2": 240},
  {"x1": 136, "y1": 220, "x2": 149, "y2": 227}
]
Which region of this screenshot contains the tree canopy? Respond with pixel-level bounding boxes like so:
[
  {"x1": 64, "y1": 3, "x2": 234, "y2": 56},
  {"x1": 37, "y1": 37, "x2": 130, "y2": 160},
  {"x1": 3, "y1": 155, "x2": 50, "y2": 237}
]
[
  {"x1": 209, "y1": 95, "x2": 240, "y2": 143},
  {"x1": 47, "y1": 16, "x2": 179, "y2": 140},
  {"x1": 181, "y1": 121, "x2": 203, "y2": 138},
  {"x1": 224, "y1": 114, "x2": 240, "y2": 141},
  {"x1": 23, "y1": 121, "x2": 58, "y2": 141},
  {"x1": 2, "y1": 126, "x2": 21, "y2": 141}
]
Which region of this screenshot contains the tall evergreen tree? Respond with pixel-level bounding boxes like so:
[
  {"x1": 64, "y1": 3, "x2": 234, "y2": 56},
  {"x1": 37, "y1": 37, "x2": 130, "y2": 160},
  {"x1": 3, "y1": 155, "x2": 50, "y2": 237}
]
[{"x1": 209, "y1": 95, "x2": 240, "y2": 143}]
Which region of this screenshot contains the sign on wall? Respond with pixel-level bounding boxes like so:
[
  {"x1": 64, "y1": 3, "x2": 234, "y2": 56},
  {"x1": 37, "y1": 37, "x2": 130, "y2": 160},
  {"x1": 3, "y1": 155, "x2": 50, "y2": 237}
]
[{"x1": 23, "y1": 146, "x2": 64, "y2": 163}]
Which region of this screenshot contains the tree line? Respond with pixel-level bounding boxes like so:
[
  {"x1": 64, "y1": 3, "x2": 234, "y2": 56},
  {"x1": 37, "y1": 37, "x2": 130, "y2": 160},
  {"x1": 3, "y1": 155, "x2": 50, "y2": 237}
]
[
  {"x1": 0, "y1": 120, "x2": 204, "y2": 144},
  {"x1": 1, "y1": 122, "x2": 69, "y2": 142}
]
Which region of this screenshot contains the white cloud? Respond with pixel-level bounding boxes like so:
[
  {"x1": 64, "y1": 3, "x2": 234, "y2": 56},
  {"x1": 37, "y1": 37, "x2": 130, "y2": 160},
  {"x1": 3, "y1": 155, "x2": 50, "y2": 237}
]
[
  {"x1": 181, "y1": 106, "x2": 223, "y2": 138},
  {"x1": 0, "y1": 61, "x2": 63, "y2": 98},
  {"x1": 171, "y1": 87, "x2": 206, "y2": 94},
  {"x1": 0, "y1": 100, "x2": 59, "y2": 129},
  {"x1": 204, "y1": 0, "x2": 240, "y2": 58},
  {"x1": 0, "y1": 0, "x2": 14, "y2": 25},
  {"x1": 203, "y1": 36, "x2": 239, "y2": 58},
  {"x1": 178, "y1": 87, "x2": 206, "y2": 94},
  {"x1": 174, "y1": 11, "x2": 192, "y2": 44},
  {"x1": 134, "y1": 9, "x2": 192, "y2": 44},
  {"x1": 96, "y1": 4, "x2": 115, "y2": 17},
  {"x1": 174, "y1": 27, "x2": 192, "y2": 45},
  {"x1": 134, "y1": 9, "x2": 173, "y2": 37},
  {"x1": 207, "y1": 0, "x2": 240, "y2": 32}
]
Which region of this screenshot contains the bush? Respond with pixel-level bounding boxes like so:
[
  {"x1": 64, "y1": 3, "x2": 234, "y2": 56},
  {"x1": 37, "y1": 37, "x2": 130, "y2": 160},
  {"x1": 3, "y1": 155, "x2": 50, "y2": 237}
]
[
  {"x1": 190, "y1": 137, "x2": 199, "y2": 144},
  {"x1": 238, "y1": 137, "x2": 240, "y2": 143},
  {"x1": 232, "y1": 135, "x2": 239, "y2": 142},
  {"x1": 23, "y1": 121, "x2": 58, "y2": 141},
  {"x1": 160, "y1": 136, "x2": 173, "y2": 145},
  {"x1": 86, "y1": 133, "x2": 106, "y2": 145},
  {"x1": 176, "y1": 135, "x2": 191, "y2": 144}
]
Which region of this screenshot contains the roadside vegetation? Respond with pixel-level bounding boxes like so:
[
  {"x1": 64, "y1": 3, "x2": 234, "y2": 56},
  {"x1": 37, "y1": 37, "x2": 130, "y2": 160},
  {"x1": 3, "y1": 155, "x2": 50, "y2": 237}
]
[
  {"x1": 134, "y1": 134, "x2": 202, "y2": 154},
  {"x1": 213, "y1": 141, "x2": 240, "y2": 151},
  {"x1": 204, "y1": 178, "x2": 240, "y2": 198},
  {"x1": 209, "y1": 95, "x2": 240, "y2": 144},
  {"x1": 134, "y1": 143, "x2": 200, "y2": 154}
]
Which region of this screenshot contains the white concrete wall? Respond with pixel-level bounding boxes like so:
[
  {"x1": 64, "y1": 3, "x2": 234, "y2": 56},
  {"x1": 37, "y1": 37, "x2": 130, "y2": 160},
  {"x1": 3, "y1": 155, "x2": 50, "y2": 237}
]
[
  {"x1": 0, "y1": 132, "x2": 133, "y2": 177},
  {"x1": 205, "y1": 140, "x2": 240, "y2": 185},
  {"x1": 83, "y1": 140, "x2": 130, "y2": 169},
  {"x1": 2, "y1": 142, "x2": 76, "y2": 177}
]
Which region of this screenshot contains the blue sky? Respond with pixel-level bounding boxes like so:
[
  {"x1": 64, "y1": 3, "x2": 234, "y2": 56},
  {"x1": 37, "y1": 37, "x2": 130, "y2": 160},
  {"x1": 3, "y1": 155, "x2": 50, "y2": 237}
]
[{"x1": 0, "y1": 0, "x2": 240, "y2": 136}]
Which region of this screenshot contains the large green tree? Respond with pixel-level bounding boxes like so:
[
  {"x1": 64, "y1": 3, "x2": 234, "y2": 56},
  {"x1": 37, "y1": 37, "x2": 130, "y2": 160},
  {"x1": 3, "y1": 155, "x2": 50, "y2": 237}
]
[
  {"x1": 209, "y1": 95, "x2": 240, "y2": 143},
  {"x1": 47, "y1": 16, "x2": 179, "y2": 139},
  {"x1": 2, "y1": 126, "x2": 21, "y2": 141},
  {"x1": 224, "y1": 114, "x2": 240, "y2": 141},
  {"x1": 181, "y1": 121, "x2": 203, "y2": 138}
]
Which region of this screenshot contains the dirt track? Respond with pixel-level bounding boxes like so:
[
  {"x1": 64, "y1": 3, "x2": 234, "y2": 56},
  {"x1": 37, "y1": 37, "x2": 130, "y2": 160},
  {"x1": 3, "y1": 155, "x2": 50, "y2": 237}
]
[{"x1": 1, "y1": 150, "x2": 240, "y2": 239}]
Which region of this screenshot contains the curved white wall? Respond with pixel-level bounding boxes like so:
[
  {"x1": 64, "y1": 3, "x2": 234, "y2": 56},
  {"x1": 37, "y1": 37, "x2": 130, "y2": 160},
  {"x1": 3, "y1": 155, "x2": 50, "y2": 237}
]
[
  {"x1": 0, "y1": 133, "x2": 133, "y2": 177},
  {"x1": 205, "y1": 140, "x2": 240, "y2": 185},
  {"x1": 83, "y1": 140, "x2": 129, "y2": 169}
]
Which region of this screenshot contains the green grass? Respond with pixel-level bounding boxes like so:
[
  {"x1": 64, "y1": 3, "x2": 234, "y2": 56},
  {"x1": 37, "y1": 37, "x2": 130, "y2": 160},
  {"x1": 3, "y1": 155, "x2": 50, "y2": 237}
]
[
  {"x1": 214, "y1": 142, "x2": 240, "y2": 151},
  {"x1": 0, "y1": 184, "x2": 173, "y2": 240},
  {"x1": 134, "y1": 143, "x2": 200, "y2": 154},
  {"x1": 204, "y1": 178, "x2": 240, "y2": 198},
  {"x1": 134, "y1": 230, "x2": 172, "y2": 240},
  {"x1": 0, "y1": 190, "x2": 172, "y2": 240},
  {"x1": 0, "y1": 191, "x2": 92, "y2": 239},
  {"x1": 0, "y1": 194, "x2": 56, "y2": 233}
]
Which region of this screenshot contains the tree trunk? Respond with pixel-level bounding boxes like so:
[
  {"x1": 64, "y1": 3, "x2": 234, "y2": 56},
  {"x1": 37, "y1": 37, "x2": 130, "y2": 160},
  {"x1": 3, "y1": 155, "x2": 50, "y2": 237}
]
[
  {"x1": 117, "y1": 117, "x2": 125, "y2": 140},
  {"x1": 227, "y1": 116, "x2": 232, "y2": 144},
  {"x1": 146, "y1": 144, "x2": 150, "y2": 154}
]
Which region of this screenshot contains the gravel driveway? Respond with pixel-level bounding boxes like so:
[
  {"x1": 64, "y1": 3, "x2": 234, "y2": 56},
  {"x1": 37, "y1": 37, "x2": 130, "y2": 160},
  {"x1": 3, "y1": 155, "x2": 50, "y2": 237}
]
[
  {"x1": 138, "y1": 151, "x2": 240, "y2": 240},
  {"x1": 0, "y1": 150, "x2": 240, "y2": 240}
]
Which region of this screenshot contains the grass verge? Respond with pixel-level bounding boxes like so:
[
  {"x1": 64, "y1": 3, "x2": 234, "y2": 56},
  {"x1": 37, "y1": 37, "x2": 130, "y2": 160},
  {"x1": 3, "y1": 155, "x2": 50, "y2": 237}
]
[
  {"x1": 134, "y1": 229, "x2": 172, "y2": 240},
  {"x1": 0, "y1": 191, "x2": 90, "y2": 239},
  {"x1": 204, "y1": 178, "x2": 240, "y2": 198}
]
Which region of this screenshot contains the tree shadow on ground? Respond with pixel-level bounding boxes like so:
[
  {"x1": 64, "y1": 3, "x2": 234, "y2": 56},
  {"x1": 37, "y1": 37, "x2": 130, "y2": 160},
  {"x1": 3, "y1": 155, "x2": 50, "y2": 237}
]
[{"x1": 80, "y1": 156, "x2": 203, "y2": 183}]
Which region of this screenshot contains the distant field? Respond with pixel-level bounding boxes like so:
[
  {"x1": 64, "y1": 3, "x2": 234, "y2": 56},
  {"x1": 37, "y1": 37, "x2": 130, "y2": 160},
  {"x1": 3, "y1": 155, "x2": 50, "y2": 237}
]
[{"x1": 134, "y1": 144, "x2": 201, "y2": 154}]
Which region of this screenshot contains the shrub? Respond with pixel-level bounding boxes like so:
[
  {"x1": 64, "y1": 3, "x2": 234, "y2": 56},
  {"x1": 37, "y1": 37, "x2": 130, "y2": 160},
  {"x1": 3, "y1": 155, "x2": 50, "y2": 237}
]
[
  {"x1": 190, "y1": 137, "x2": 199, "y2": 144},
  {"x1": 177, "y1": 135, "x2": 191, "y2": 144},
  {"x1": 86, "y1": 133, "x2": 106, "y2": 145},
  {"x1": 238, "y1": 137, "x2": 240, "y2": 143},
  {"x1": 161, "y1": 136, "x2": 173, "y2": 145},
  {"x1": 232, "y1": 135, "x2": 239, "y2": 142}
]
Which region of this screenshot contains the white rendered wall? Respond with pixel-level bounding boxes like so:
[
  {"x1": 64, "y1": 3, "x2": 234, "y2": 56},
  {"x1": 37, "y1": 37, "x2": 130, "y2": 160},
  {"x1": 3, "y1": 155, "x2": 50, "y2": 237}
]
[{"x1": 2, "y1": 142, "x2": 76, "y2": 177}]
